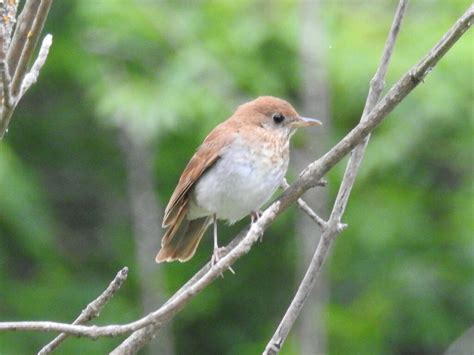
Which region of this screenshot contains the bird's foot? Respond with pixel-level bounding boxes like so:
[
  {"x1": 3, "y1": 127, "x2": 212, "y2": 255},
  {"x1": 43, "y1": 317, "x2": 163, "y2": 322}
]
[
  {"x1": 211, "y1": 247, "x2": 235, "y2": 275},
  {"x1": 251, "y1": 211, "x2": 265, "y2": 242},
  {"x1": 211, "y1": 246, "x2": 225, "y2": 264},
  {"x1": 251, "y1": 210, "x2": 263, "y2": 224}
]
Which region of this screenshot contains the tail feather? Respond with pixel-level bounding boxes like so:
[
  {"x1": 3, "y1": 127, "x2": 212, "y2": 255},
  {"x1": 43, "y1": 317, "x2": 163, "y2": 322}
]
[{"x1": 156, "y1": 217, "x2": 211, "y2": 263}]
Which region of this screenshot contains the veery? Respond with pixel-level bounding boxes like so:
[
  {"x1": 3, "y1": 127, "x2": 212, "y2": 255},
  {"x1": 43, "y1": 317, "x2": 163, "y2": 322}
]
[{"x1": 156, "y1": 96, "x2": 321, "y2": 263}]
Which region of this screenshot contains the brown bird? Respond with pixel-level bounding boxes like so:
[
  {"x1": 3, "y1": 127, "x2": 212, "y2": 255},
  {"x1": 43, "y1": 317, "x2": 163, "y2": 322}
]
[{"x1": 156, "y1": 96, "x2": 321, "y2": 263}]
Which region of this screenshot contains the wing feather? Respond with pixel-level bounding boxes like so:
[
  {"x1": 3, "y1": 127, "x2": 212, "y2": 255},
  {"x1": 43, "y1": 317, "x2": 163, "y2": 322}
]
[{"x1": 162, "y1": 122, "x2": 237, "y2": 228}]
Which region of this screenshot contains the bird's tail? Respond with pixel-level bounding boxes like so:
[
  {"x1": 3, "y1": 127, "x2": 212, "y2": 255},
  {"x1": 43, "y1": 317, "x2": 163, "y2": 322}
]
[{"x1": 155, "y1": 217, "x2": 211, "y2": 263}]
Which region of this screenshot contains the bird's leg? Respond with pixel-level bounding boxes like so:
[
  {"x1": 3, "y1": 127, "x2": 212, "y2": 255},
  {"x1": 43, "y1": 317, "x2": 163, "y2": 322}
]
[
  {"x1": 213, "y1": 213, "x2": 219, "y2": 253},
  {"x1": 251, "y1": 210, "x2": 264, "y2": 242},
  {"x1": 211, "y1": 214, "x2": 235, "y2": 275}
]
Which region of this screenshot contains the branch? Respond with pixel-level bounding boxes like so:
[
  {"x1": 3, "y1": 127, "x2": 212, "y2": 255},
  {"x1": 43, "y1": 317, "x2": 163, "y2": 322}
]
[
  {"x1": 264, "y1": 1, "x2": 408, "y2": 353},
  {"x1": 112, "y1": 227, "x2": 251, "y2": 352},
  {"x1": 37, "y1": 267, "x2": 129, "y2": 355},
  {"x1": 281, "y1": 178, "x2": 328, "y2": 230},
  {"x1": 19, "y1": 33, "x2": 52, "y2": 98},
  {"x1": 6, "y1": 0, "x2": 41, "y2": 77},
  {"x1": 0, "y1": 3, "x2": 471, "y2": 350},
  {"x1": 0, "y1": 204, "x2": 280, "y2": 339},
  {"x1": 1, "y1": 0, "x2": 19, "y2": 53},
  {"x1": 0, "y1": 0, "x2": 18, "y2": 109},
  {"x1": 0, "y1": 25, "x2": 13, "y2": 110},
  {"x1": 0, "y1": 0, "x2": 53, "y2": 138},
  {"x1": 10, "y1": 0, "x2": 52, "y2": 98}
]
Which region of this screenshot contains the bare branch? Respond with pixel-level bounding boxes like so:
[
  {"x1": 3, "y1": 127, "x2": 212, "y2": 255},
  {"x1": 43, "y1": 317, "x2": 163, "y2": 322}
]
[
  {"x1": 281, "y1": 178, "x2": 327, "y2": 230},
  {"x1": 10, "y1": 0, "x2": 52, "y2": 98},
  {"x1": 287, "y1": 2, "x2": 472, "y2": 212},
  {"x1": 0, "y1": 4, "x2": 471, "y2": 351},
  {"x1": 37, "y1": 267, "x2": 129, "y2": 355},
  {"x1": 263, "y1": 1, "x2": 408, "y2": 353},
  {"x1": 113, "y1": 227, "x2": 251, "y2": 352},
  {"x1": 329, "y1": 0, "x2": 408, "y2": 221},
  {"x1": 1, "y1": 0, "x2": 20, "y2": 53},
  {"x1": 19, "y1": 32, "x2": 52, "y2": 98},
  {"x1": 0, "y1": 62, "x2": 12, "y2": 109},
  {"x1": 0, "y1": 0, "x2": 18, "y2": 111},
  {"x1": 0, "y1": 25, "x2": 12, "y2": 109},
  {"x1": 6, "y1": 0, "x2": 41, "y2": 76},
  {"x1": 0, "y1": 0, "x2": 53, "y2": 138},
  {"x1": 0, "y1": 204, "x2": 281, "y2": 339}
]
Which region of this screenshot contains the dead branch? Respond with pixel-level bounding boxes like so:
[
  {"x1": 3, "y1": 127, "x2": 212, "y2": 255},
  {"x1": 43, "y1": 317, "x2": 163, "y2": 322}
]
[
  {"x1": 37, "y1": 267, "x2": 129, "y2": 355},
  {"x1": 0, "y1": 0, "x2": 53, "y2": 139},
  {"x1": 281, "y1": 177, "x2": 328, "y2": 230}
]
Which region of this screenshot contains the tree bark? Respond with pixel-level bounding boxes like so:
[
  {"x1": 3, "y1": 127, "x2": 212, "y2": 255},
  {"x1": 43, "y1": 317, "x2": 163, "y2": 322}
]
[
  {"x1": 295, "y1": 0, "x2": 330, "y2": 353},
  {"x1": 120, "y1": 129, "x2": 175, "y2": 355}
]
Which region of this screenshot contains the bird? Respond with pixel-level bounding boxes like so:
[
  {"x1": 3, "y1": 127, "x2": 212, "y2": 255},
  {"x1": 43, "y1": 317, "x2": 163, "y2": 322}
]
[{"x1": 155, "y1": 96, "x2": 321, "y2": 263}]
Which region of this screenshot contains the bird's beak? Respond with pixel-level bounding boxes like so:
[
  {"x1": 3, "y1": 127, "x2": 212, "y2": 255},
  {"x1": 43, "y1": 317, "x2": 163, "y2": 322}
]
[{"x1": 290, "y1": 116, "x2": 323, "y2": 128}]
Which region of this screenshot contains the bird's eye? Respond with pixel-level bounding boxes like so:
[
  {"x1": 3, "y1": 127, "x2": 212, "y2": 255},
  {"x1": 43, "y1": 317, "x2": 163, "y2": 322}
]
[{"x1": 272, "y1": 113, "x2": 285, "y2": 124}]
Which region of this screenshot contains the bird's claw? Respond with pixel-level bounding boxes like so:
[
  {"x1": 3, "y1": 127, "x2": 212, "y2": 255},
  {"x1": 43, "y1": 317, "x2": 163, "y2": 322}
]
[
  {"x1": 251, "y1": 211, "x2": 265, "y2": 242},
  {"x1": 211, "y1": 247, "x2": 235, "y2": 276},
  {"x1": 251, "y1": 210, "x2": 263, "y2": 224},
  {"x1": 211, "y1": 247, "x2": 225, "y2": 264}
]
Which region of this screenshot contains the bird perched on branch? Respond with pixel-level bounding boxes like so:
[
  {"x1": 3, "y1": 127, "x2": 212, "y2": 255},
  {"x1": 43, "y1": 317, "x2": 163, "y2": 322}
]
[{"x1": 156, "y1": 96, "x2": 321, "y2": 263}]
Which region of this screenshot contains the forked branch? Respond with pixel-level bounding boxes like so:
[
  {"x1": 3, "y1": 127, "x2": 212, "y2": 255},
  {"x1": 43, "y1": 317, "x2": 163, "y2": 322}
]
[
  {"x1": 38, "y1": 267, "x2": 129, "y2": 355},
  {"x1": 264, "y1": 1, "x2": 408, "y2": 353},
  {"x1": 0, "y1": 0, "x2": 53, "y2": 139}
]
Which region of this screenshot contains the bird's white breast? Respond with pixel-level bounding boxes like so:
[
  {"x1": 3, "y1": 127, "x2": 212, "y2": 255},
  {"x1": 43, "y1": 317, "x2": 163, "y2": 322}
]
[{"x1": 189, "y1": 135, "x2": 289, "y2": 223}]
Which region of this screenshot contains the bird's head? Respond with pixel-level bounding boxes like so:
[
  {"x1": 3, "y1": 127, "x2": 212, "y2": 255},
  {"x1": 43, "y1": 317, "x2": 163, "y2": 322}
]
[{"x1": 233, "y1": 96, "x2": 322, "y2": 137}]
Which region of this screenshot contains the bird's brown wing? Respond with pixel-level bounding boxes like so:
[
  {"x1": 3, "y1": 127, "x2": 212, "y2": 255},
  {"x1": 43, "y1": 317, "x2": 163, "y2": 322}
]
[{"x1": 161, "y1": 122, "x2": 237, "y2": 246}]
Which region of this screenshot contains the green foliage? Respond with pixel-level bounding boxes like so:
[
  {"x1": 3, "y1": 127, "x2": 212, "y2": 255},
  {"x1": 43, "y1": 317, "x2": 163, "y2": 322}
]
[{"x1": 1, "y1": 1, "x2": 472, "y2": 354}]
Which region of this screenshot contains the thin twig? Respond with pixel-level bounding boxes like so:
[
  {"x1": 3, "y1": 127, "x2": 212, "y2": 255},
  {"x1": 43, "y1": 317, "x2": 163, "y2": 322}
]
[
  {"x1": 0, "y1": 24, "x2": 13, "y2": 109},
  {"x1": 19, "y1": 33, "x2": 52, "y2": 98},
  {"x1": 263, "y1": 1, "x2": 408, "y2": 353},
  {"x1": 0, "y1": 0, "x2": 53, "y2": 138},
  {"x1": 281, "y1": 178, "x2": 327, "y2": 230},
  {"x1": 10, "y1": 0, "x2": 52, "y2": 98},
  {"x1": 0, "y1": 61, "x2": 12, "y2": 109},
  {"x1": 6, "y1": 0, "x2": 41, "y2": 76},
  {"x1": 37, "y1": 267, "x2": 129, "y2": 355},
  {"x1": 0, "y1": 3, "x2": 471, "y2": 347}
]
